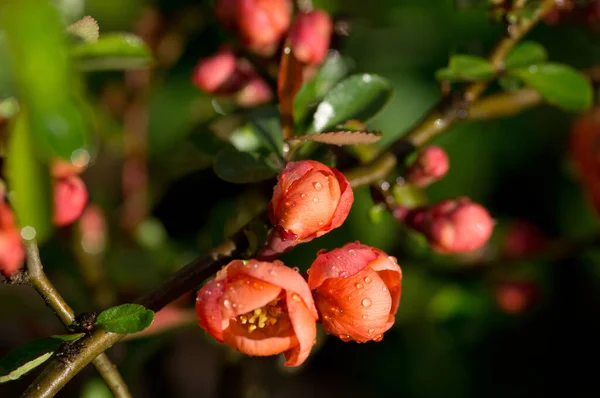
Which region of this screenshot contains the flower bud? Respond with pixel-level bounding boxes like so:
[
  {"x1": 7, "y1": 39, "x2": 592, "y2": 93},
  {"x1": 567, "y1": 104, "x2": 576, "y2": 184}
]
[
  {"x1": 501, "y1": 220, "x2": 546, "y2": 259},
  {"x1": 288, "y1": 10, "x2": 333, "y2": 65},
  {"x1": 191, "y1": 46, "x2": 238, "y2": 93},
  {"x1": 196, "y1": 259, "x2": 318, "y2": 366},
  {"x1": 407, "y1": 197, "x2": 494, "y2": 253},
  {"x1": 237, "y1": 0, "x2": 292, "y2": 56},
  {"x1": 308, "y1": 242, "x2": 402, "y2": 343},
  {"x1": 0, "y1": 202, "x2": 25, "y2": 278},
  {"x1": 495, "y1": 280, "x2": 539, "y2": 314},
  {"x1": 53, "y1": 176, "x2": 89, "y2": 227},
  {"x1": 235, "y1": 74, "x2": 273, "y2": 107},
  {"x1": 260, "y1": 160, "x2": 354, "y2": 259},
  {"x1": 78, "y1": 204, "x2": 107, "y2": 255},
  {"x1": 405, "y1": 146, "x2": 449, "y2": 188}
]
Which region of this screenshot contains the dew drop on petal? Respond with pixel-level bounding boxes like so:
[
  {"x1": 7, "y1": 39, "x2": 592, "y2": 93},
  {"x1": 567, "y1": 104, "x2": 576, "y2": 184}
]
[
  {"x1": 313, "y1": 181, "x2": 323, "y2": 191},
  {"x1": 374, "y1": 335, "x2": 384, "y2": 342},
  {"x1": 349, "y1": 249, "x2": 356, "y2": 256},
  {"x1": 382, "y1": 286, "x2": 387, "y2": 292},
  {"x1": 362, "y1": 298, "x2": 372, "y2": 307},
  {"x1": 223, "y1": 299, "x2": 231, "y2": 309},
  {"x1": 292, "y1": 266, "x2": 300, "y2": 272},
  {"x1": 313, "y1": 197, "x2": 319, "y2": 203},
  {"x1": 318, "y1": 221, "x2": 324, "y2": 226},
  {"x1": 292, "y1": 293, "x2": 301, "y2": 302},
  {"x1": 269, "y1": 269, "x2": 277, "y2": 276},
  {"x1": 368, "y1": 329, "x2": 374, "y2": 335},
  {"x1": 364, "y1": 276, "x2": 372, "y2": 284},
  {"x1": 362, "y1": 315, "x2": 368, "y2": 320},
  {"x1": 301, "y1": 193, "x2": 307, "y2": 199},
  {"x1": 355, "y1": 283, "x2": 363, "y2": 289},
  {"x1": 232, "y1": 303, "x2": 237, "y2": 308}
]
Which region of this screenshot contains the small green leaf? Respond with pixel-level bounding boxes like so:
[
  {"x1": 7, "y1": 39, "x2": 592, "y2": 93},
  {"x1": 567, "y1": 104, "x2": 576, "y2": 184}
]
[
  {"x1": 96, "y1": 304, "x2": 155, "y2": 334},
  {"x1": 67, "y1": 16, "x2": 100, "y2": 43},
  {"x1": 437, "y1": 55, "x2": 495, "y2": 81},
  {"x1": 509, "y1": 63, "x2": 593, "y2": 111},
  {"x1": 294, "y1": 51, "x2": 350, "y2": 124},
  {"x1": 71, "y1": 33, "x2": 152, "y2": 71},
  {"x1": 497, "y1": 75, "x2": 525, "y2": 91},
  {"x1": 0, "y1": 337, "x2": 66, "y2": 383},
  {"x1": 6, "y1": 114, "x2": 53, "y2": 243},
  {"x1": 51, "y1": 333, "x2": 85, "y2": 342},
  {"x1": 213, "y1": 147, "x2": 280, "y2": 184},
  {"x1": 503, "y1": 41, "x2": 547, "y2": 69},
  {"x1": 247, "y1": 107, "x2": 284, "y2": 156},
  {"x1": 308, "y1": 74, "x2": 393, "y2": 134}
]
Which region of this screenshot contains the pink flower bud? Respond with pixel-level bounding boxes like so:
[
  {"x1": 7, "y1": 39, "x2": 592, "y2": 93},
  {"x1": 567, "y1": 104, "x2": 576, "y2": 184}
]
[
  {"x1": 53, "y1": 176, "x2": 89, "y2": 227},
  {"x1": 405, "y1": 146, "x2": 449, "y2": 188},
  {"x1": 237, "y1": 0, "x2": 293, "y2": 56},
  {"x1": 407, "y1": 197, "x2": 494, "y2": 253},
  {"x1": 196, "y1": 259, "x2": 318, "y2": 366},
  {"x1": 0, "y1": 202, "x2": 25, "y2": 278},
  {"x1": 260, "y1": 160, "x2": 354, "y2": 259},
  {"x1": 288, "y1": 10, "x2": 333, "y2": 65},
  {"x1": 235, "y1": 75, "x2": 273, "y2": 106},
  {"x1": 191, "y1": 46, "x2": 238, "y2": 93},
  {"x1": 51, "y1": 152, "x2": 89, "y2": 178},
  {"x1": 495, "y1": 280, "x2": 539, "y2": 314},
  {"x1": 78, "y1": 204, "x2": 107, "y2": 255},
  {"x1": 308, "y1": 242, "x2": 402, "y2": 343}
]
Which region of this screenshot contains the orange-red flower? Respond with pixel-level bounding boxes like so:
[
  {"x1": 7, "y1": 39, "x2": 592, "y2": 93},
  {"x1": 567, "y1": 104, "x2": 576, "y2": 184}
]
[
  {"x1": 53, "y1": 175, "x2": 89, "y2": 227},
  {"x1": 260, "y1": 160, "x2": 353, "y2": 259},
  {"x1": 196, "y1": 259, "x2": 318, "y2": 366},
  {"x1": 0, "y1": 201, "x2": 25, "y2": 278},
  {"x1": 307, "y1": 242, "x2": 402, "y2": 343}
]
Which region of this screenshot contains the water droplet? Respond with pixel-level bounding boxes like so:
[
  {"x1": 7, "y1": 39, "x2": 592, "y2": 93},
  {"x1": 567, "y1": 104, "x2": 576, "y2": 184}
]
[
  {"x1": 232, "y1": 303, "x2": 237, "y2": 308},
  {"x1": 339, "y1": 334, "x2": 351, "y2": 342},
  {"x1": 355, "y1": 283, "x2": 363, "y2": 289},
  {"x1": 292, "y1": 266, "x2": 300, "y2": 272},
  {"x1": 323, "y1": 314, "x2": 331, "y2": 320},
  {"x1": 252, "y1": 262, "x2": 259, "y2": 269},
  {"x1": 373, "y1": 335, "x2": 384, "y2": 342},
  {"x1": 368, "y1": 329, "x2": 374, "y2": 335},
  {"x1": 362, "y1": 298, "x2": 372, "y2": 307},
  {"x1": 312, "y1": 197, "x2": 319, "y2": 203},
  {"x1": 301, "y1": 193, "x2": 307, "y2": 199},
  {"x1": 364, "y1": 276, "x2": 372, "y2": 284},
  {"x1": 362, "y1": 314, "x2": 368, "y2": 320},
  {"x1": 292, "y1": 294, "x2": 301, "y2": 302},
  {"x1": 313, "y1": 181, "x2": 323, "y2": 190},
  {"x1": 382, "y1": 286, "x2": 387, "y2": 292},
  {"x1": 223, "y1": 299, "x2": 231, "y2": 309},
  {"x1": 318, "y1": 221, "x2": 324, "y2": 226},
  {"x1": 206, "y1": 290, "x2": 212, "y2": 295},
  {"x1": 340, "y1": 272, "x2": 349, "y2": 278},
  {"x1": 349, "y1": 249, "x2": 357, "y2": 256},
  {"x1": 269, "y1": 269, "x2": 277, "y2": 276},
  {"x1": 388, "y1": 256, "x2": 397, "y2": 264}
]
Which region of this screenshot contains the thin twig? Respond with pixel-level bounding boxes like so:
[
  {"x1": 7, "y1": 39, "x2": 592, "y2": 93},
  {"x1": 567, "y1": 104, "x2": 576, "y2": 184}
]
[{"x1": 23, "y1": 242, "x2": 131, "y2": 398}]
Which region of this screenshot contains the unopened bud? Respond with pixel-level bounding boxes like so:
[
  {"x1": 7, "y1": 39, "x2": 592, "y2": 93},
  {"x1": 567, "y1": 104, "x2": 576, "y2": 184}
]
[
  {"x1": 405, "y1": 146, "x2": 449, "y2": 188},
  {"x1": 235, "y1": 75, "x2": 273, "y2": 106},
  {"x1": 237, "y1": 0, "x2": 292, "y2": 56},
  {"x1": 288, "y1": 10, "x2": 333, "y2": 65},
  {"x1": 54, "y1": 176, "x2": 89, "y2": 227},
  {"x1": 191, "y1": 46, "x2": 237, "y2": 93}
]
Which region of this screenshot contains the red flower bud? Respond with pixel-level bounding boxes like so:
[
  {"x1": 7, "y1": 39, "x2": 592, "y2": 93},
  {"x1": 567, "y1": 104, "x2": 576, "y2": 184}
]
[
  {"x1": 235, "y1": 74, "x2": 273, "y2": 106},
  {"x1": 495, "y1": 280, "x2": 539, "y2": 314},
  {"x1": 237, "y1": 0, "x2": 292, "y2": 56},
  {"x1": 196, "y1": 259, "x2": 318, "y2": 366},
  {"x1": 53, "y1": 176, "x2": 89, "y2": 227},
  {"x1": 501, "y1": 220, "x2": 546, "y2": 259},
  {"x1": 308, "y1": 242, "x2": 402, "y2": 343},
  {"x1": 405, "y1": 146, "x2": 449, "y2": 188},
  {"x1": 0, "y1": 202, "x2": 25, "y2": 278},
  {"x1": 569, "y1": 108, "x2": 600, "y2": 215},
  {"x1": 78, "y1": 205, "x2": 107, "y2": 255},
  {"x1": 260, "y1": 160, "x2": 354, "y2": 259},
  {"x1": 191, "y1": 46, "x2": 237, "y2": 93},
  {"x1": 288, "y1": 10, "x2": 333, "y2": 65},
  {"x1": 407, "y1": 198, "x2": 494, "y2": 253}
]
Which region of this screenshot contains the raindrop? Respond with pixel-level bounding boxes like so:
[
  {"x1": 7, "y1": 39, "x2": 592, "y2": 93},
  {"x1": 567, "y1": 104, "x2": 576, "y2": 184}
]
[
  {"x1": 339, "y1": 334, "x2": 351, "y2": 342},
  {"x1": 349, "y1": 249, "x2": 357, "y2": 256},
  {"x1": 361, "y1": 298, "x2": 372, "y2": 307},
  {"x1": 223, "y1": 299, "x2": 231, "y2": 309},
  {"x1": 364, "y1": 276, "x2": 372, "y2": 284},
  {"x1": 292, "y1": 266, "x2": 300, "y2": 272},
  {"x1": 312, "y1": 197, "x2": 319, "y2": 203},
  {"x1": 382, "y1": 286, "x2": 387, "y2": 292},
  {"x1": 368, "y1": 329, "x2": 374, "y2": 335},
  {"x1": 232, "y1": 303, "x2": 237, "y2": 308},
  {"x1": 301, "y1": 193, "x2": 307, "y2": 199},
  {"x1": 313, "y1": 181, "x2": 323, "y2": 190},
  {"x1": 362, "y1": 315, "x2": 368, "y2": 320},
  {"x1": 292, "y1": 294, "x2": 301, "y2": 302},
  {"x1": 373, "y1": 335, "x2": 384, "y2": 342},
  {"x1": 269, "y1": 269, "x2": 277, "y2": 276},
  {"x1": 252, "y1": 263, "x2": 259, "y2": 269},
  {"x1": 355, "y1": 283, "x2": 363, "y2": 289},
  {"x1": 388, "y1": 256, "x2": 397, "y2": 264},
  {"x1": 318, "y1": 221, "x2": 324, "y2": 226}
]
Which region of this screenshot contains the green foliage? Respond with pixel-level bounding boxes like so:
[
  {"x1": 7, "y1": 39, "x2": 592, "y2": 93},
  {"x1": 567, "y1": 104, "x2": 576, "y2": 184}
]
[
  {"x1": 213, "y1": 146, "x2": 281, "y2": 184},
  {"x1": 503, "y1": 41, "x2": 548, "y2": 69},
  {"x1": 435, "y1": 54, "x2": 495, "y2": 81},
  {"x1": 71, "y1": 32, "x2": 153, "y2": 71},
  {"x1": 95, "y1": 304, "x2": 155, "y2": 334}
]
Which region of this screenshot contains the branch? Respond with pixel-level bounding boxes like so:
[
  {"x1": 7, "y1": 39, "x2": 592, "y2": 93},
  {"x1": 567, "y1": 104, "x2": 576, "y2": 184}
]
[
  {"x1": 23, "y1": 2, "x2": 560, "y2": 396},
  {"x1": 23, "y1": 242, "x2": 131, "y2": 398}
]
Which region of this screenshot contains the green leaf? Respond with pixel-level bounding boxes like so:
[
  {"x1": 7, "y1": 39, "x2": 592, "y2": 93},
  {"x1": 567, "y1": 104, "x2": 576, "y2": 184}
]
[
  {"x1": 71, "y1": 33, "x2": 153, "y2": 71},
  {"x1": 0, "y1": 337, "x2": 66, "y2": 383},
  {"x1": 503, "y1": 41, "x2": 547, "y2": 69},
  {"x1": 247, "y1": 107, "x2": 284, "y2": 156},
  {"x1": 308, "y1": 74, "x2": 393, "y2": 134},
  {"x1": 294, "y1": 51, "x2": 350, "y2": 124},
  {"x1": 6, "y1": 114, "x2": 53, "y2": 243},
  {"x1": 95, "y1": 304, "x2": 155, "y2": 334},
  {"x1": 436, "y1": 55, "x2": 495, "y2": 81},
  {"x1": 509, "y1": 63, "x2": 593, "y2": 111},
  {"x1": 213, "y1": 147, "x2": 280, "y2": 184}
]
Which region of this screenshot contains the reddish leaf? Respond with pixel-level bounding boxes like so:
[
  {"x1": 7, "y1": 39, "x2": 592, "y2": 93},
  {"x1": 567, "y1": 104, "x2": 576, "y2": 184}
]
[
  {"x1": 287, "y1": 131, "x2": 382, "y2": 146},
  {"x1": 277, "y1": 44, "x2": 305, "y2": 140}
]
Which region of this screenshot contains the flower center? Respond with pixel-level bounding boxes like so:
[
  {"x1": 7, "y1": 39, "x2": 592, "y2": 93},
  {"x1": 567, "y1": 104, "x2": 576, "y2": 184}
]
[{"x1": 236, "y1": 297, "x2": 283, "y2": 333}]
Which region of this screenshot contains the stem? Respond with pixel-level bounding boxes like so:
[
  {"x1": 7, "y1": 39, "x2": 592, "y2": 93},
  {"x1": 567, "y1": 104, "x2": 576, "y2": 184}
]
[{"x1": 23, "y1": 242, "x2": 131, "y2": 398}]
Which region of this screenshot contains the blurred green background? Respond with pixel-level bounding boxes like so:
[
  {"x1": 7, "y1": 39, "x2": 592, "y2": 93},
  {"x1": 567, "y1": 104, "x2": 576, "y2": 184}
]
[{"x1": 2, "y1": 0, "x2": 600, "y2": 397}]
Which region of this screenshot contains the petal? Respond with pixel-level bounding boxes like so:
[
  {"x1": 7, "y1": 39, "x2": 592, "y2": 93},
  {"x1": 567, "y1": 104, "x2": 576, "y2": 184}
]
[
  {"x1": 315, "y1": 268, "x2": 392, "y2": 342},
  {"x1": 196, "y1": 279, "x2": 227, "y2": 342},
  {"x1": 223, "y1": 312, "x2": 297, "y2": 357},
  {"x1": 269, "y1": 160, "x2": 316, "y2": 225},
  {"x1": 283, "y1": 290, "x2": 317, "y2": 366},
  {"x1": 369, "y1": 250, "x2": 402, "y2": 317},
  {"x1": 227, "y1": 259, "x2": 318, "y2": 319},
  {"x1": 220, "y1": 275, "x2": 281, "y2": 320},
  {"x1": 322, "y1": 167, "x2": 353, "y2": 233},
  {"x1": 307, "y1": 242, "x2": 377, "y2": 290},
  {"x1": 276, "y1": 170, "x2": 339, "y2": 239}
]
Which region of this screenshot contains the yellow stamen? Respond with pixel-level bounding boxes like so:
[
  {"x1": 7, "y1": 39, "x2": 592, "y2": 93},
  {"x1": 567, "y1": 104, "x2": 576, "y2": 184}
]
[{"x1": 235, "y1": 297, "x2": 284, "y2": 333}]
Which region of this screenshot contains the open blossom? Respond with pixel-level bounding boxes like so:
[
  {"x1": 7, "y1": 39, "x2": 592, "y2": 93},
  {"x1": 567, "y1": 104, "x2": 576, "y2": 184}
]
[
  {"x1": 288, "y1": 10, "x2": 332, "y2": 65},
  {"x1": 196, "y1": 259, "x2": 318, "y2": 366},
  {"x1": 308, "y1": 242, "x2": 402, "y2": 343},
  {"x1": 53, "y1": 176, "x2": 89, "y2": 227},
  {"x1": 259, "y1": 160, "x2": 354, "y2": 259},
  {"x1": 406, "y1": 197, "x2": 494, "y2": 253},
  {"x1": 0, "y1": 201, "x2": 25, "y2": 278}
]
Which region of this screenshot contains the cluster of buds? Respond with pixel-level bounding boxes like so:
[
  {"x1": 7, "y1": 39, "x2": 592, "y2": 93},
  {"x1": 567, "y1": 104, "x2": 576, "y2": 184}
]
[
  {"x1": 51, "y1": 154, "x2": 90, "y2": 227},
  {"x1": 192, "y1": 0, "x2": 333, "y2": 105},
  {"x1": 195, "y1": 159, "x2": 402, "y2": 365},
  {"x1": 196, "y1": 243, "x2": 402, "y2": 366}
]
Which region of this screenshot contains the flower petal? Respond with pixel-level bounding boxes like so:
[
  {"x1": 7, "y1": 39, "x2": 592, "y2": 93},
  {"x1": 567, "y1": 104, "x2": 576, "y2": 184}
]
[
  {"x1": 283, "y1": 290, "x2": 317, "y2": 366},
  {"x1": 219, "y1": 275, "x2": 281, "y2": 320},
  {"x1": 196, "y1": 279, "x2": 227, "y2": 342},
  {"x1": 307, "y1": 242, "x2": 377, "y2": 290},
  {"x1": 320, "y1": 167, "x2": 353, "y2": 235},
  {"x1": 228, "y1": 259, "x2": 318, "y2": 319},
  {"x1": 270, "y1": 160, "x2": 317, "y2": 225}
]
